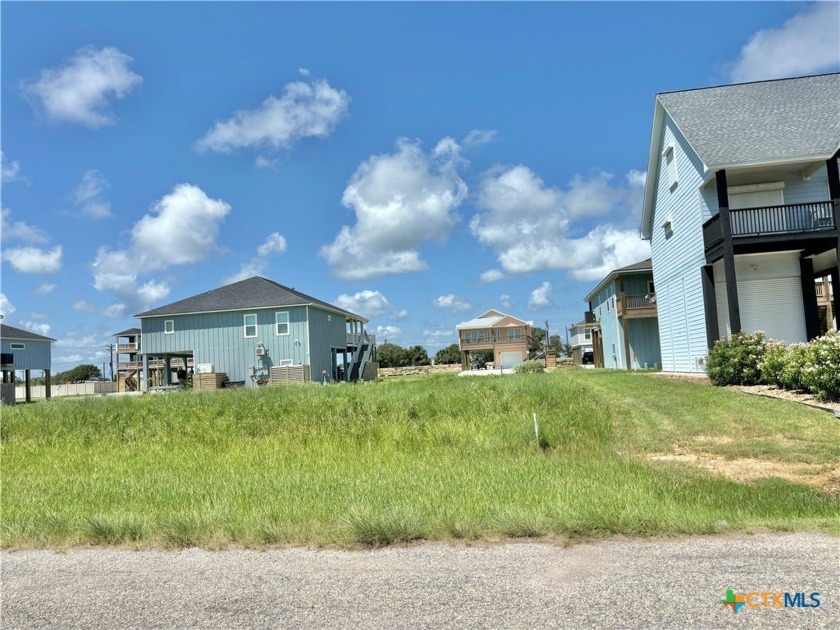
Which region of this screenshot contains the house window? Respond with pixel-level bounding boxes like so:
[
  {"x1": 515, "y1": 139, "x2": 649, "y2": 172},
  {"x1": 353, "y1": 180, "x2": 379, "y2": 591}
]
[
  {"x1": 327, "y1": 315, "x2": 332, "y2": 322},
  {"x1": 244, "y1": 313, "x2": 258, "y2": 338},
  {"x1": 584, "y1": 329, "x2": 591, "y2": 340},
  {"x1": 164, "y1": 320, "x2": 174, "y2": 335},
  {"x1": 508, "y1": 328, "x2": 522, "y2": 341},
  {"x1": 664, "y1": 145, "x2": 678, "y2": 188},
  {"x1": 279, "y1": 359, "x2": 293, "y2": 366},
  {"x1": 275, "y1": 311, "x2": 290, "y2": 336},
  {"x1": 607, "y1": 299, "x2": 611, "y2": 312},
  {"x1": 10, "y1": 342, "x2": 25, "y2": 349},
  {"x1": 648, "y1": 280, "x2": 655, "y2": 294},
  {"x1": 493, "y1": 330, "x2": 500, "y2": 342}
]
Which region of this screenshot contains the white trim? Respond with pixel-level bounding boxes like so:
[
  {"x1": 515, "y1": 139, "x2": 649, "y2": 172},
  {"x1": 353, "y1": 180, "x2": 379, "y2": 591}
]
[
  {"x1": 305, "y1": 305, "x2": 311, "y2": 365},
  {"x1": 279, "y1": 359, "x2": 293, "y2": 367},
  {"x1": 164, "y1": 320, "x2": 175, "y2": 335},
  {"x1": 275, "y1": 311, "x2": 290, "y2": 336},
  {"x1": 663, "y1": 145, "x2": 678, "y2": 189},
  {"x1": 243, "y1": 313, "x2": 258, "y2": 338},
  {"x1": 727, "y1": 181, "x2": 785, "y2": 194}
]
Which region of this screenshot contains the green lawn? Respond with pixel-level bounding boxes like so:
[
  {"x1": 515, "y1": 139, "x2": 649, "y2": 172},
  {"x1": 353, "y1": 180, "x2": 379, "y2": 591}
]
[{"x1": 2, "y1": 370, "x2": 838, "y2": 548}]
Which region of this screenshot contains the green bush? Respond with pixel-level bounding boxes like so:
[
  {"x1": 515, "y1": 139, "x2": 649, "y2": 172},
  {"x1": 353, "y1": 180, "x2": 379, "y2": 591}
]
[
  {"x1": 760, "y1": 341, "x2": 788, "y2": 387},
  {"x1": 801, "y1": 331, "x2": 840, "y2": 402},
  {"x1": 706, "y1": 331, "x2": 767, "y2": 386},
  {"x1": 513, "y1": 360, "x2": 545, "y2": 374},
  {"x1": 779, "y1": 343, "x2": 809, "y2": 391}
]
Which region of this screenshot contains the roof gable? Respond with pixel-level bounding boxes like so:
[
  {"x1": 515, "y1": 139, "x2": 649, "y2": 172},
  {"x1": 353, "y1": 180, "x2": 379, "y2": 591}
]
[
  {"x1": 583, "y1": 258, "x2": 652, "y2": 303},
  {"x1": 134, "y1": 277, "x2": 366, "y2": 321},
  {"x1": 641, "y1": 74, "x2": 840, "y2": 239}
]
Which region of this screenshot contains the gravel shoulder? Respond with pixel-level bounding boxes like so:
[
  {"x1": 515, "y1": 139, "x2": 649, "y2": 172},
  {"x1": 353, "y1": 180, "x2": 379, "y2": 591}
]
[{"x1": 3, "y1": 533, "x2": 838, "y2": 629}]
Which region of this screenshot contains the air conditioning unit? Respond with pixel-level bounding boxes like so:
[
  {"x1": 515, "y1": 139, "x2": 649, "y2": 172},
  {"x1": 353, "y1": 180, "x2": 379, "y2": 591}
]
[
  {"x1": 256, "y1": 346, "x2": 267, "y2": 356},
  {"x1": 195, "y1": 363, "x2": 215, "y2": 374}
]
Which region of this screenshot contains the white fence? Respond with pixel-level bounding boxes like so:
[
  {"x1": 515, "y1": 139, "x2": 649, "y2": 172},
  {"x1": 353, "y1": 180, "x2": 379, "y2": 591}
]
[{"x1": 16, "y1": 381, "x2": 118, "y2": 400}]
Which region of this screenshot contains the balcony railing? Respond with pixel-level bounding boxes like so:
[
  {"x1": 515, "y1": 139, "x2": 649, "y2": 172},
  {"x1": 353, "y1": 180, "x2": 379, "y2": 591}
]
[
  {"x1": 625, "y1": 293, "x2": 657, "y2": 310},
  {"x1": 703, "y1": 201, "x2": 835, "y2": 252},
  {"x1": 117, "y1": 342, "x2": 138, "y2": 352},
  {"x1": 118, "y1": 358, "x2": 194, "y2": 371}
]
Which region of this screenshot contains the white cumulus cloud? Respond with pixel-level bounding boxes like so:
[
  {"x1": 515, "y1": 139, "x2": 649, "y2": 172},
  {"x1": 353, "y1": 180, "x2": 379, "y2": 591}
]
[
  {"x1": 0, "y1": 293, "x2": 16, "y2": 316},
  {"x1": 73, "y1": 169, "x2": 111, "y2": 218},
  {"x1": 334, "y1": 290, "x2": 396, "y2": 319},
  {"x1": 35, "y1": 283, "x2": 56, "y2": 295},
  {"x1": 728, "y1": 3, "x2": 840, "y2": 82},
  {"x1": 321, "y1": 137, "x2": 467, "y2": 279},
  {"x1": 500, "y1": 294, "x2": 511, "y2": 309},
  {"x1": 2, "y1": 245, "x2": 63, "y2": 273},
  {"x1": 479, "y1": 269, "x2": 506, "y2": 283},
  {"x1": 223, "y1": 232, "x2": 288, "y2": 284},
  {"x1": 92, "y1": 184, "x2": 231, "y2": 311},
  {"x1": 463, "y1": 129, "x2": 497, "y2": 147},
  {"x1": 432, "y1": 294, "x2": 472, "y2": 312},
  {"x1": 195, "y1": 78, "x2": 349, "y2": 154},
  {"x1": 471, "y1": 164, "x2": 649, "y2": 281},
  {"x1": 1, "y1": 208, "x2": 50, "y2": 244},
  {"x1": 1, "y1": 152, "x2": 22, "y2": 183},
  {"x1": 375, "y1": 325, "x2": 401, "y2": 339},
  {"x1": 19, "y1": 320, "x2": 51, "y2": 336},
  {"x1": 529, "y1": 281, "x2": 553, "y2": 309},
  {"x1": 22, "y1": 46, "x2": 142, "y2": 127}
]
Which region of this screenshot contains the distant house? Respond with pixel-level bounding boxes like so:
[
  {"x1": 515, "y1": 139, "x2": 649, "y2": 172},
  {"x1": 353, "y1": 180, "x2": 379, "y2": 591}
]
[
  {"x1": 1, "y1": 323, "x2": 55, "y2": 403},
  {"x1": 134, "y1": 277, "x2": 374, "y2": 389},
  {"x1": 456, "y1": 309, "x2": 532, "y2": 370},
  {"x1": 583, "y1": 259, "x2": 661, "y2": 370},
  {"x1": 640, "y1": 73, "x2": 840, "y2": 373},
  {"x1": 568, "y1": 320, "x2": 594, "y2": 365}
]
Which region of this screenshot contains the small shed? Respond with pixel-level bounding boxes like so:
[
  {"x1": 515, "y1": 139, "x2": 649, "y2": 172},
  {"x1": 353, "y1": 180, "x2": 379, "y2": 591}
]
[{"x1": 1, "y1": 323, "x2": 55, "y2": 403}]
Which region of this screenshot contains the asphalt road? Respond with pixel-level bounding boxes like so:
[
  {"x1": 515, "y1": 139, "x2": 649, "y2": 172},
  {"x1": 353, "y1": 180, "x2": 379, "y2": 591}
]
[{"x1": 2, "y1": 533, "x2": 838, "y2": 629}]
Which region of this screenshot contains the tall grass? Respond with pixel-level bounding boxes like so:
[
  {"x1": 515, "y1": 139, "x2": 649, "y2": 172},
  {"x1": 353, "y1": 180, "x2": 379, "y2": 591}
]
[{"x1": 2, "y1": 371, "x2": 838, "y2": 548}]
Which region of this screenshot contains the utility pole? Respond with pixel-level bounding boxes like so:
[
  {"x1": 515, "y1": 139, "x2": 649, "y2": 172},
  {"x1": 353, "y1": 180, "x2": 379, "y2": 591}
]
[
  {"x1": 544, "y1": 319, "x2": 549, "y2": 367},
  {"x1": 107, "y1": 343, "x2": 115, "y2": 381}
]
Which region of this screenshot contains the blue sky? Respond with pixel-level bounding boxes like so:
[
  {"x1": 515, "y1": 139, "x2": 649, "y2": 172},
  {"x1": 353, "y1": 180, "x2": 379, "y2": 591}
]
[{"x1": 2, "y1": 2, "x2": 839, "y2": 371}]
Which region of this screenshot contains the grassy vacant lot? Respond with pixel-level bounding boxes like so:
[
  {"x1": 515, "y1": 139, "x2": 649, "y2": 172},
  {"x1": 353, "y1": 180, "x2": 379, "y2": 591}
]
[{"x1": 2, "y1": 370, "x2": 839, "y2": 548}]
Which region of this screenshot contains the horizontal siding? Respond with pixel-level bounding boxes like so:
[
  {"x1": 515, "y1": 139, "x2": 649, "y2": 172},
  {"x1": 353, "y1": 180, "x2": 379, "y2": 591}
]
[
  {"x1": 650, "y1": 114, "x2": 710, "y2": 372},
  {"x1": 0, "y1": 338, "x2": 52, "y2": 370},
  {"x1": 140, "y1": 306, "x2": 310, "y2": 386}
]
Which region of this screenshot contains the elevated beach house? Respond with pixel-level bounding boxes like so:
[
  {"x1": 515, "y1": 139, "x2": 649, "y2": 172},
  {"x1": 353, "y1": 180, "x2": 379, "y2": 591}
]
[
  {"x1": 640, "y1": 73, "x2": 840, "y2": 373},
  {"x1": 583, "y1": 259, "x2": 661, "y2": 370},
  {"x1": 456, "y1": 309, "x2": 533, "y2": 370},
  {"x1": 1, "y1": 323, "x2": 55, "y2": 403},
  {"x1": 134, "y1": 277, "x2": 374, "y2": 389}
]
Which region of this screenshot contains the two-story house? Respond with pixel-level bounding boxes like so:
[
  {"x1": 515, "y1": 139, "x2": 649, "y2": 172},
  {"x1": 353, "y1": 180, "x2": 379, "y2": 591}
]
[
  {"x1": 134, "y1": 276, "x2": 374, "y2": 388},
  {"x1": 456, "y1": 309, "x2": 532, "y2": 370},
  {"x1": 583, "y1": 259, "x2": 661, "y2": 370},
  {"x1": 568, "y1": 320, "x2": 594, "y2": 365},
  {"x1": 641, "y1": 73, "x2": 839, "y2": 373}
]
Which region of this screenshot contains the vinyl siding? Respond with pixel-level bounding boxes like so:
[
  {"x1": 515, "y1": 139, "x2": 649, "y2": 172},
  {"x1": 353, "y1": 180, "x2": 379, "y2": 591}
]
[
  {"x1": 650, "y1": 114, "x2": 710, "y2": 372},
  {"x1": 627, "y1": 318, "x2": 662, "y2": 369},
  {"x1": 0, "y1": 338, "x2": 52, "y2": 371},
  {"x1": 307, "y1": 306, "x2": 351, "y2": 383},
  {"x1": 140, "y1": 306, "x2": 310, "y2": 386}
]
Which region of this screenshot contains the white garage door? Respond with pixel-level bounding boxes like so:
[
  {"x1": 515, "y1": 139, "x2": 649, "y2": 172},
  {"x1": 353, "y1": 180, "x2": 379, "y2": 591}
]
[{"x1": 501, "y1": 351, "x2": 523, "y2": 369}]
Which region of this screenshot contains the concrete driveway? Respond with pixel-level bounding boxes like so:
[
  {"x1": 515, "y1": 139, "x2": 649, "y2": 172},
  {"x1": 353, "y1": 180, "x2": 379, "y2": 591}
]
[{"x1": 3, "y1": 533, "x2": 838, "y2": 629}]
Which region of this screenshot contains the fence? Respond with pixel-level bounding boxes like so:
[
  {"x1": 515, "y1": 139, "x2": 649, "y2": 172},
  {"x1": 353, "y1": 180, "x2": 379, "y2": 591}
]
[{"x1": 15, "y1": 381, "x2": 118, "y2": 400}]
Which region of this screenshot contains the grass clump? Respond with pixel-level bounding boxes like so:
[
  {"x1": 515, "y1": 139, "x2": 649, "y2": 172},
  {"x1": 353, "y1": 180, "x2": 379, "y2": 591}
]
[{"x1": 2, "y1": 371, "x2": 839, "y2": 548}]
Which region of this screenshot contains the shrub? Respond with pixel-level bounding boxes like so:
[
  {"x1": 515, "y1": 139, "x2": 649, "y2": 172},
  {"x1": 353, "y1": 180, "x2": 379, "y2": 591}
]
[
  {"x1": 705, "y1": 331, "x2": 767, "y2": 386},
  {"x1": 513, "y1": 360, "x2": 545, "y2": 374},
  {"x1": 801, "y1": 331, "x2": 840, "y2": 401},
  {"x1": 760, "y1": 340, "x2": 788, "y2": 387},
  {"x1": 779, "y1": 343, "x2": 809, "y2": 391}
]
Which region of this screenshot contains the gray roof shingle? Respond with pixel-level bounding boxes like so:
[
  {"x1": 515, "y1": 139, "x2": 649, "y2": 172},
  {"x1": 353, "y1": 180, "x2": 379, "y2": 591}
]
[
  {"x1": 113, "y1": 327, "x2": 141, "y2": 337},
  {"x1": 658, "y1": 73, "x2": 840, "y2": 168},
  {"x1": 134, "y1": 277, "x2": 366, "y2": 321},
  {"x1": 1, "y1": 323, "x2": 56, "y2": 342}
]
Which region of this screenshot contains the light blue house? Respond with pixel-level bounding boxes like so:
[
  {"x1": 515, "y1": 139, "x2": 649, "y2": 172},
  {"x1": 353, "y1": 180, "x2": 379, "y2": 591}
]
[
  {"x1": 640, "y1": 74, "x2": 840, "y2": 373},
  {"x1": 135, "y1": 277, "x2": 373, "y2": 389},
  {"x1": 583, "y1": 259, "x2": 661, "y2": 370},
  {"x1": 1, "y1": 323, "x2": 55, "y2": 402}
]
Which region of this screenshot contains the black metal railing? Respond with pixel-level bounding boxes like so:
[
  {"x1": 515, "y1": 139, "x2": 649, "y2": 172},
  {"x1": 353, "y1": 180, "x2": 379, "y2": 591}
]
[{"x1": 703, "y1": 201, "x2": 835, "y2": 251}]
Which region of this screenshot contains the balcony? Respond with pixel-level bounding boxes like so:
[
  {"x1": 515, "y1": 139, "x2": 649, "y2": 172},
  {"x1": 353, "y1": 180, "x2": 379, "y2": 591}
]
[
  {"x1": 620, "y1": 293, "x2": 658, "y2": 319},
  {"x1": 117, "y1": 342, "x2": 138, "y2": 353},
  {"x1": 703, "y1": 201, "x2": 836, "y2": 259},
  {"x1": 118, "y1": 357, "x2": 194, "y2": 371}
]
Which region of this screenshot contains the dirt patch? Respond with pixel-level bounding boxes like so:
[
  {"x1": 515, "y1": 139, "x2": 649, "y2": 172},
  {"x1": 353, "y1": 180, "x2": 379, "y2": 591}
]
[
  {"x1": 647, "y1": 451, "x2": 839, "y2": 496},
  {"x1": 642, "y1": 372, "x2": 711, "y2": 385}
]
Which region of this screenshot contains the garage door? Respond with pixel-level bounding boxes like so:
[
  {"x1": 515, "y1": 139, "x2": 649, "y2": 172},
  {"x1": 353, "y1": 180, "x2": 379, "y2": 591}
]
[{"x1": 501, "y1": 351, "x2": 523, "y2": 369}]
